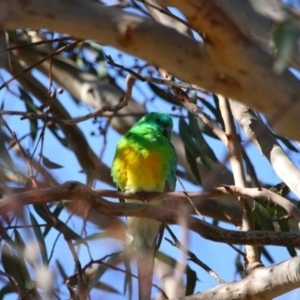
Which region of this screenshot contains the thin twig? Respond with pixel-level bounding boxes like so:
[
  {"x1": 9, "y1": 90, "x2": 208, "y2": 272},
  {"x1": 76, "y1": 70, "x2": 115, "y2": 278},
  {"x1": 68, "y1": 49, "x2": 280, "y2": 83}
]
[
  {"x1": 0, "y1": 269, "x2": 30, "y2": 298},
  {"x1": 2, "y1": 223, "x2": 51, "y2": 230},
  {"x1": 228, "y1": 244, "x2": 245, "y2": 257},
  {"x1": 0, "y1": 40, "x2": 82, "y2": 90},
  {"x1": 0, "y1": 116, "x2": 37, "y2": 187},
  {"x1": 165, "y1": 225, "x2": 226, "y2": 284},
  {"x1": 177, "y1": 177, "x2": 205, "y2": 220},
  {"x1": 0, "y1": 36, "x2": 75, "y2": 53},
  {"x1": 14, "y1": 74, "x2": 135, "y2": 125},
  {"x1": 67, "y1": 251, "x2": 167, "y2": 297}
]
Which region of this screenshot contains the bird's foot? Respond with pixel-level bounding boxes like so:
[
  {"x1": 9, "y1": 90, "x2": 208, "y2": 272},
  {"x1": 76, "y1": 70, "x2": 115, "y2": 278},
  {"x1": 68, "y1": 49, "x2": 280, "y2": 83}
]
[{"x1": 140, "y1": 191, "x2": 148, "y2": 203}]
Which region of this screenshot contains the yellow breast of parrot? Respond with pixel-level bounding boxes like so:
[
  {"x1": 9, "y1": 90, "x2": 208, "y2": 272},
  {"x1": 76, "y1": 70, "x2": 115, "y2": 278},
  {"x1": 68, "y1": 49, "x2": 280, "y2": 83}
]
[{"x1": 113, "y1": 144, "x2": 166, "y2": 193}]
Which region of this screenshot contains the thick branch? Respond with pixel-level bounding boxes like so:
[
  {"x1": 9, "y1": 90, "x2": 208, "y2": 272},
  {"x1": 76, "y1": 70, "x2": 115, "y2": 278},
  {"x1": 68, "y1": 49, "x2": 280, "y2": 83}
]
[
  {"x1": 1, "y1": 181, "x2": 300, "y2": 247},
  {"x1": 219, "y1": 96, "x2": 259, "y2": 268},
  {"x1": 1, "y1": 0, "x2": 300, "y2": 140},
  {"x1": 174, "y1": 256, "x2": 300, "y2": 300},
  {"x1": 213, "y1": 0, "x2": 300, "y2": 70},
  {"x1": 230, "y1": 100, "x2": 300, "y2": 199},
  {"x1": 2, "y1": 183, "x2": 298, "y2": 222}
]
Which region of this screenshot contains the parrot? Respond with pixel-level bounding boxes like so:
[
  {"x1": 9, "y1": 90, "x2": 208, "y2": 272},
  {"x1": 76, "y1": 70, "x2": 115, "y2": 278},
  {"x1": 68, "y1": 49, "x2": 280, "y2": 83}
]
[{"x1": 111, "y1": 112, "x2": 177, "y2": 300}]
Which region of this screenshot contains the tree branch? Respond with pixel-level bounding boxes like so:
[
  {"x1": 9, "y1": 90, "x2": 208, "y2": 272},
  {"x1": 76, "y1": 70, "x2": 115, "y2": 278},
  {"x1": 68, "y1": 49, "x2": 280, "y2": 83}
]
[
  {"x1": 172, "y1": 256, "x2": 300, "y2": 300},
  {"x1": 218, "y1": 96, "x2": 260, "y2": 269},
  {"x1": 230, "y1": 100, "x2": 300, "y2": 199},
  {"x1": 1, "y1": 0, "x2": 300, "y2": 140},
  {"x1": 1, "y1": 181, "x2": 300, "y2": 247}
]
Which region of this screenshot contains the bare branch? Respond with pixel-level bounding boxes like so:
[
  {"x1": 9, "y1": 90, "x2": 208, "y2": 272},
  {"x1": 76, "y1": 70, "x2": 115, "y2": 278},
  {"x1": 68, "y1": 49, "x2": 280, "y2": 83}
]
[
  {"x1": 0, "y1": 40, "x2": 82, "y2": 90},
  {"x1": 171, "y1": 256, "x2": 300, "y2": 300},
  {"x1": 221, "y1": 185, "x2": 300, "y2": 221},
  {"x1": 165, "y1": 226, "x2": 225, "y2": 284},
  {"x1": 218, "y1": 96, "x2": 260, "y2": 269},
  {"x1": 1, "y1": 182, "x2": 300, "y2": 247},
  {"x1": 230, "y1": 100, "x2": 300, "y2": 199},
  {"x1": 17, "y1": 74, "x2": 134, "y2": 125}
]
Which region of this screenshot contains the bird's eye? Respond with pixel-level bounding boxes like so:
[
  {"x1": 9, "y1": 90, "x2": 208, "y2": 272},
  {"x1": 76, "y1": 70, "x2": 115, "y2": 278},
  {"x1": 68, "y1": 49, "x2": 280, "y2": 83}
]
[{"x1": 155, "y1": 118, "x2": 161, "y2": 123}]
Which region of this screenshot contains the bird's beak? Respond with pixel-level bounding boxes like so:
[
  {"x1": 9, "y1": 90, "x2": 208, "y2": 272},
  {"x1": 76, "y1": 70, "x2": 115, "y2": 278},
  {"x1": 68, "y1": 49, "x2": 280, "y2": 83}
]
[{"x1": 164, "y1": 125, "x2": 172, "y2": 138}]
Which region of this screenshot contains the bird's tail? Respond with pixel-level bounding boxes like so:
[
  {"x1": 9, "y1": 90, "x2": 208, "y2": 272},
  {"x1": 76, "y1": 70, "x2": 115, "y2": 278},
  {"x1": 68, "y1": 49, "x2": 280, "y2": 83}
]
[
  {"x1": 136, "y1": 241, "x2": 156, "y2": 300},
  {"x1": 129, "y1": 217, "x2": 161, "y2": 300}
]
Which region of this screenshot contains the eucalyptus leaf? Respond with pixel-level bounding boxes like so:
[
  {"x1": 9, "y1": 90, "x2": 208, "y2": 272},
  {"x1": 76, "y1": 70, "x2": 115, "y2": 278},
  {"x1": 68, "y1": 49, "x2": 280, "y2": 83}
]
[
  {"x1": 94, "y1": 282, "x2": 120, "y2": 294},
  {"x1": 179, "y1": 117, "x2": 201, "y2": 183},
  {"x1": 34, "y1": 204, "x2": 81, "y2": 240},
  {"x1": 30, "y1": 212, "x2": 48, "y2": 265},
  {"x1": 148, "y1": 82, "x2": 178, "y2": 106},
  {"x1": 42, "y1": 155, "x2": 64, "y2": 169},
  {"x1": 19, "y1": 87, "x2": 38, "y2": 142},
  {"x1": 253, "y1": 200, "x2": 275, "y2": 231},
  {"x1": 186, "y1": 265, "x2": 197, "y2": 296},
  {"x1": 272, "y1": 18, "x2": 298, "y2": 73}
]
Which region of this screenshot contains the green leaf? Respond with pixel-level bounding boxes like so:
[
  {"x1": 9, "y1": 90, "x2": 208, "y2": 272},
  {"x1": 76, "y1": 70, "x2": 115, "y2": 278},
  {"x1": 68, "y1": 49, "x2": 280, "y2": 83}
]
[
  {"x1": 275, "y1": 204, "x2": 297, "y2": 257},
  {"x1": 272, "y1": 18, "x2": 298, "y2": 74},
  {"x1": 6, "y1": 30, "x2": 18, "y2": 44},
  {"x1": 0, "y1": 284, "x2": 15, "y2": 298},
  {"x1": 33, "y1": 204, "x2": 81, "y2": 240},
  {"x1": 196, "y1": 118, "x2": 218, "y2": 140},
  {"x1": 212, "y1": 95, "x2": 225, "y2": 130},
  {"x1": 43, "y1": 203, "x2": 63, "y2": 237},
  {"x1": 56, "y1": 259, "x2": 68, "y2": 280},
  {"x1": 234, "y1": 256, "x2": 244, "y2": 278},
  {"x1": 88, "y1": 253, "x2": 120, "y2": 291},
  {"x1": 58, "y1": 221, "x2": 82, "y2": 241},
  {"x1": 287, "y1": 246, "x2": 297, "y2": 257},
  {"x1": 269, "y1": 182, "x2": 290, "y2": 197},
  {"x1": 30, "y1": 212, "x2": 48, "y2": 265},
  {"x1": 185, "y1": 265, "x2": 197, "y2": 296},
  {"x1": 33, "y1": 204, "x2": 54, "y2": 224},
  {"x1": 0, "y1": 128, "x2": 15, "y2": 171},
  {"x1": 276, "y1": 205, "x2": 290, "y2": 232},
  {"x1": 273, "y1": 134, "x2": 298, "y2": 153},
  {"x1": 88, "y1": 42, "x2": 105, "y2": 63},
  {"x1": 188, "y1": 111, "x2": 218, "y2": 169},
  {"x1": 76, "y1": 55, "x2": 84, "y2": 69},
  {"x1": 0, "y1": 283, "x2": 16, "y2": 300},
  {"x1": 14, "y1": 229, "x2": 39, "y2": 273},
  {"x1": 179, "y1": 118, "x2": 199, "y2": 157},
  {"x1": 74, "y1": 232, "x2": 111, "y2": 246},
  {"x1": 179, "y1": 118, "x2": 201, "y2": 184},
  {"x1": 148, "y1": 83, "x2": 178, "y2": 106},
  {"x1": 1, "y1": 243, "x2": 34, "y2": 290},
  {"x1": 0, "y1": 229, "x2": 18, "y2": 249},
  {"x1": 156, "y1": 251, "x2": 199, "y2": 285},
  {"x1": 14, "y1": 229, "x2": 26, "y2": 249},
  {"x1": 18, "y1": 87, "x2": 38, "y2": 142},
  {"x1": 47, "y1": 124, "x2": 69, "y2": 148},
  {"x1": 94, "y1": 282, "x2": 120, "y2": 294},
  {"x1": 42, "y1": 155, "x2": 64, "y2": 169},
  {"x1": 260, "y1": 247, "x2": 274, "y2": 264},
  {"x1": 156, "y1": 251, "x2": 181, "y2": 268},
  {"x1": 253, "y1": 200, "x2": 275, "y2": 231},
  {"x1": 199, "y1": 97, "x2": 219, "y2": 120}
]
